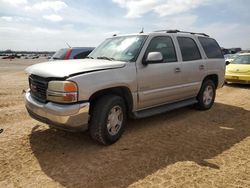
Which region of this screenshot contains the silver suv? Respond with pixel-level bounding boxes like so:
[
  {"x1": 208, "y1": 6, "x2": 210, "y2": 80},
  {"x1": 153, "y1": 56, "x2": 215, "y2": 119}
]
[{"x1": 25, "y1": 30, "x2": 225, "y2": 145}]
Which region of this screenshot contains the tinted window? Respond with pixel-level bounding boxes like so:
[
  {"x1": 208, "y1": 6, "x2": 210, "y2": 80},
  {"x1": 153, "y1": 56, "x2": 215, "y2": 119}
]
[
  {"x1": 74, "y1": 50, "x2": 92, "y2": 59},
  {"x1": 146, "y1": 36, "x2": 177, "y2": 63},
  {"x1": 198, "y1": 37, "x2": 223, "y2": 59},
  {"x1": 177, "y1": 37, "x2": 201, "y2": 61}
]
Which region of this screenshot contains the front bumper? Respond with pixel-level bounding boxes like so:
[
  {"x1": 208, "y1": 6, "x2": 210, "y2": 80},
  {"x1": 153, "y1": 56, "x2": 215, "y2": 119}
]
[
  {"x1": 225, "y1": 73, "x2": 250, "y2": 84},
  {"x1": 25, "y1": 91, "x2": 89, "y2": 131}
]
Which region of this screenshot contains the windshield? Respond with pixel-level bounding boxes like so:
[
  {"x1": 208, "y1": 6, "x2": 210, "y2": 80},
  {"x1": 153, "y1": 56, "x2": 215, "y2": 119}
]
[
  {"x1": 88, "y1": 35, "x2": 146, "y2": 62},
  {"x1": 51, "y1": 48, "x2": 68, "y2": 60},
  {"x1": 231, "y1": 55, "x2": 250, "y2": 64},
  {"x1": 224, "y1": 54, "x2": 237, "y2": 59}
]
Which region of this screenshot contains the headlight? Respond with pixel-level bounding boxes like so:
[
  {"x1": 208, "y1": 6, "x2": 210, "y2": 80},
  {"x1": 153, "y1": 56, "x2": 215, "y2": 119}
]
[{"x1": 47, "y1": 81, "x2": 78, "y2": 103}]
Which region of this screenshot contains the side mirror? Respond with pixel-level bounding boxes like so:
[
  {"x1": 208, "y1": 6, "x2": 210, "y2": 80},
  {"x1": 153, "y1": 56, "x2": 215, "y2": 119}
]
[
  {"x1": 225, "y1": 61, "x2": 230, "y2": 66},
  {"x1": 143, "y1": 52, "x2": 163, "y2": 65}
]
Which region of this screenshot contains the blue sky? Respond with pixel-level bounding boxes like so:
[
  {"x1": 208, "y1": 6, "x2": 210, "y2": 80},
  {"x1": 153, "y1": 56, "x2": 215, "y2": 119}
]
[{"x1": 0, "y1": 0, "x2": 250, "y2": 51}]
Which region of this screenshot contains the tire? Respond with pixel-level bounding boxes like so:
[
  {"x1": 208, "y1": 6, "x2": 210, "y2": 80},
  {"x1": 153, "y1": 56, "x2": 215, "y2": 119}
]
[
  {"x1": 195, "y1": 79, "x2": 216, "y2": 110},
  {"x1": 89, "y1": 95, "x2": 127, "y2": 145}
]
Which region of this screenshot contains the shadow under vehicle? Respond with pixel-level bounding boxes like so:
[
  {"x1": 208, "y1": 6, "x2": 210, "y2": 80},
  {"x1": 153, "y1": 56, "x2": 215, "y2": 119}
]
[{"x1": 29, "y1": 102, "x2": 250, "y2": 187}]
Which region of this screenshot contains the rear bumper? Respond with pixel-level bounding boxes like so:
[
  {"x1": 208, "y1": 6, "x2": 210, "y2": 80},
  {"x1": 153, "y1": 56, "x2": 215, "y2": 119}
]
[
  {"x1": 25, "y1": 91, "x2": 89, "y2": 131},
  {"x1": 225, "y1": 73, "x2": 250, "y2": 84}
]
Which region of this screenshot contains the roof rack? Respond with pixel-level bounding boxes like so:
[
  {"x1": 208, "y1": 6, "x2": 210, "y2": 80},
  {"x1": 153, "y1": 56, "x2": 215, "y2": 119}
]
[{"x1": 154, "y1": 29, "x2": 209, "y2": 37}]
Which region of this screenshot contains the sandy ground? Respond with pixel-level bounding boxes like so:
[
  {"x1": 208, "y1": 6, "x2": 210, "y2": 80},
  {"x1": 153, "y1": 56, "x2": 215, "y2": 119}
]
[{"x1": 0, "y1": 58, "x2": 250, "y2": 188}]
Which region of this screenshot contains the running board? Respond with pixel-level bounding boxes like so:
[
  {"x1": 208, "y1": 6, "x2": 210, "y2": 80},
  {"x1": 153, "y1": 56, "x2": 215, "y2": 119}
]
[{"x1": 132, "y1": 98, "x2": 198, "y2": 119}]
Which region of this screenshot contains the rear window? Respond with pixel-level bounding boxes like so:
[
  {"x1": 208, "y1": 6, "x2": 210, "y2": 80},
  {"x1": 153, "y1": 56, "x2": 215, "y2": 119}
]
[
  {"x1": 177, "y1": 37, "x2": 201, "y2": 61},
  {"x1": 198, "y1": 37, "x2": 224, "y2": 59},
  {"x1": 51, "y1": 48, "x2": 68, "y2": 60},
  {"x1": 73, "y1": 50, "x2": 92, "y2": 59}
]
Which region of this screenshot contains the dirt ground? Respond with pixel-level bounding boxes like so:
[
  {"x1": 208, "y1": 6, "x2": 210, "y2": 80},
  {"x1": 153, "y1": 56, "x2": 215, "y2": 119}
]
[{"x1": 0, "y1": 58, "x2": 250, "y2": 188}]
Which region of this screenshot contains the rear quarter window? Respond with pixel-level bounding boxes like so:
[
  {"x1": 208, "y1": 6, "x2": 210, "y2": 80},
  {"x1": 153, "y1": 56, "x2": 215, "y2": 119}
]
[{"x1": 198, "y1": 37, "x2": 224, "y2": 59}]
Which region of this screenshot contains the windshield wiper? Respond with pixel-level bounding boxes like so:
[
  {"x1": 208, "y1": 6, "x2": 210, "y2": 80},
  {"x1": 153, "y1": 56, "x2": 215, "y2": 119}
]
[
  {"x1": 85, "y1": 56, "x2": 94, "y2": 59},
  {"x1": 96, "y1": 56, "x2": 114, "y2": 61}
]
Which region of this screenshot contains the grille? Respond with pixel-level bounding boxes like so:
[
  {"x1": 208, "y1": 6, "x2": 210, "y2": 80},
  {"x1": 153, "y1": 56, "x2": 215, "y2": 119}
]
[{"x1": 29, "y1": 75, "x2": 48, "y2": 103}]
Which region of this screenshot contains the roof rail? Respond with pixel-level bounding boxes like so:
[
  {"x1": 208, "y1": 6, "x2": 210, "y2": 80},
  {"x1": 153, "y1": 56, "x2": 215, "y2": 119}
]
[{"x1": 154, "y1": 29, "x2": 209, "y2": 37}]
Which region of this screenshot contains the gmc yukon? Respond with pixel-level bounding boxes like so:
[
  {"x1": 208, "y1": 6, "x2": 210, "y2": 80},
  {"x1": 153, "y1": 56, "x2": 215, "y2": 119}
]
[{"x1": 25, "y1": 30, "x2": 225, "y2": 145}]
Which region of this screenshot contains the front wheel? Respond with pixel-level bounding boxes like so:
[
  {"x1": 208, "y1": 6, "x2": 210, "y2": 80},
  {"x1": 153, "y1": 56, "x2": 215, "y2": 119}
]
[
  {"x1": 195, "y1": 79, "x2": 216, "y2": 110},
  {"x1": 89, "y1": 95, "x2": 127, "y2": 145}
]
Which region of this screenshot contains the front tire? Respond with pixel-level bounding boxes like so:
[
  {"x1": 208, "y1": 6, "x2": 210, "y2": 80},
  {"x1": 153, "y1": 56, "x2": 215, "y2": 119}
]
[
  {"x1": 89, "y1": 95, "x2": 127, "y2": 145},
  {"x1": 195, "y1": 79, "x2": 216, "y2": 110}
]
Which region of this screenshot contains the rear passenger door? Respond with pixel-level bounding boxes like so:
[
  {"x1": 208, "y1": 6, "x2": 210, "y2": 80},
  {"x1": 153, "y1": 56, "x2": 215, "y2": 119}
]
[{"x1": 176, "y1": 36, "x2": 205, "y2": 98}]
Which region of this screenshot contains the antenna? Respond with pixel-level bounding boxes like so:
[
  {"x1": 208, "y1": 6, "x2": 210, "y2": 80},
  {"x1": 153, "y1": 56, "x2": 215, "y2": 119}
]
[
  {"x1": 140, "y1": 27, "x2": 144, "y2": 33},
  {"x1": 66, "y1": 42, "x2": 71, "y2": 48}
]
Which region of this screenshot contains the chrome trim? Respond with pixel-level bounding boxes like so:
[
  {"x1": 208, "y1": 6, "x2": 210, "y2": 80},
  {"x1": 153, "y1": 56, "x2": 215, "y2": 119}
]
[{"x1": 25, "y1": 91, "x2": 89, "y2": 131}]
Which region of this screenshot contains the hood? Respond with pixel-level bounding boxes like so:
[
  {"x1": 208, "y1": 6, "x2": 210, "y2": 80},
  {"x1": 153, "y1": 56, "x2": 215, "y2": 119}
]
[
  {"x1": 226, "y1": 64, "x2": 250, "y2": 73},
  {"x1": 25, "y1": 59, "x2": 126, "y2": 78}
]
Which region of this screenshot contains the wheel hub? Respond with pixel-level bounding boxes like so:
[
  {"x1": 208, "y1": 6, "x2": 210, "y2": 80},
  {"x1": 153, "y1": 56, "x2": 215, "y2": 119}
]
[
  {"x1": 203, "y1": 85, "x2": 213, "y2": 106},
  {"x1": 107, "y1": 105, "x2": 123, "y2": 136}
]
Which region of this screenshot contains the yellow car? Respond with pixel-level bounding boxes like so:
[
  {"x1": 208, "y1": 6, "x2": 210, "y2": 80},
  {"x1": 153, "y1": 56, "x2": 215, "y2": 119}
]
[{"x1": 225, "y1": 53, "x2": 250, "y2": 84}]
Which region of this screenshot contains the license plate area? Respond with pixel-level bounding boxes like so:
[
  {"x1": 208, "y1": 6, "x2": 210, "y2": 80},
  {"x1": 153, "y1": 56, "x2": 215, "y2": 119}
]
[{"x1": 232, "y1": 76, "x2": 239, "y2": 80}]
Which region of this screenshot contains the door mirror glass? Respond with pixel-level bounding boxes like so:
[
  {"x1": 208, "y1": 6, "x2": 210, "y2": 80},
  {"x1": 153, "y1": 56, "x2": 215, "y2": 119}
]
[{"x1": 144, "y1": 52, "x2": 163, "y2": 65}]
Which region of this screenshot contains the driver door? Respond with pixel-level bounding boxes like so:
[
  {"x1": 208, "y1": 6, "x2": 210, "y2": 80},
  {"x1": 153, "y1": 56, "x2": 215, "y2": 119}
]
[{"x1": 136, "y1": 36, "x2": 183, "y2": 110}]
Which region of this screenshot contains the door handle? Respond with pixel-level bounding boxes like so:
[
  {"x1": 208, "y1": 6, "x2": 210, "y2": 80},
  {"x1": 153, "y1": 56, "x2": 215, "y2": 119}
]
[
  {"x1": 199, "y1": 65, "x2": 205, "y2": 70},
  {"x1": 175, "y1": 67, "x2": 181, "y2": 73}
]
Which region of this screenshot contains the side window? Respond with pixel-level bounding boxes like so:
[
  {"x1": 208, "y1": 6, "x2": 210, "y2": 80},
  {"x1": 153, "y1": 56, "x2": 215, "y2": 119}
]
[
  {"x1": 74, "y1": 51, "x2": 92, "y2": 59},
  {"x1": 177, "y1": 37, "x2": 201, "y2": 61},
  {"x1": 145, "y1": 36, "x2": 177, "y2": 63},
  {"x1": 198, "y1": 37, "x2": 224, "y2": 59}
]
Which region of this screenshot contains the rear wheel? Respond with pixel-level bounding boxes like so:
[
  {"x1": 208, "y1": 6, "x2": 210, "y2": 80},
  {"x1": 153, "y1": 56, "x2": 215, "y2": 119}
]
[
  {"x1": 89, "y1": 95, "x2": 127, "y2": 145},
  {"x1": 196, "y1": 79, "x2": 216, "y2": 110}
]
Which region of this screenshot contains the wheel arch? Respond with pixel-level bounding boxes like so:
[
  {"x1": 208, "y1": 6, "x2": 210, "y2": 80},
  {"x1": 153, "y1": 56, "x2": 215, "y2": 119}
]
[
  {"x1": 89, "y1": 86, "x2": 134, "y2": 116},
  {"x1": 203, "y1": 74, "x2": 218, "y2": 88}
]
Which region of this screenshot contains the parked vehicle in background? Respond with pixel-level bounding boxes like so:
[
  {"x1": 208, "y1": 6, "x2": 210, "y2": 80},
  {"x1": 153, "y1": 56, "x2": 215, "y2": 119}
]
[
  {"x1": 24, "y1": 54, "x2": 39, "y2": 59},
  {"x1": 222, "y1": 47, "x2": 242, "y2": 55},
  {"x1": 2, "y1": 54, "x2": 21, "y2": 59},
  {"x1": 24, "y1": 30, "x2": 225, "y2": 145},
  {"x1": 32, "y1": 55, "x2": 39, "y2": 59},
  {"x1": 2, "y1": 55, "x2": 15, "y2": 59},
  {"x1": 50, "y1": 47, "x2": 95, "y2": 61},
  {"x1": 225, "y1": 53, "x2": 250, "y2": 84},
  {"x1": 224, "y1": 54, "x2": 238, "y2": 65},
  {"x1": 237, "y1": 50, "x2": 250, "y2": 54}
]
